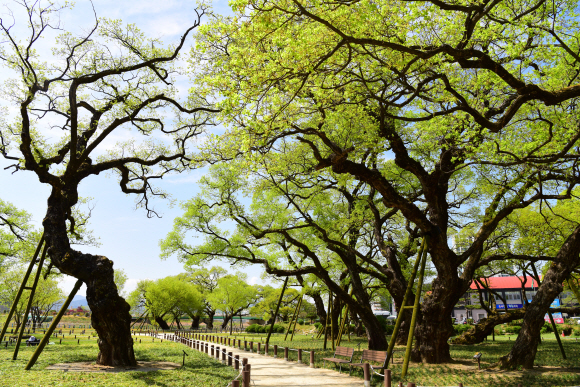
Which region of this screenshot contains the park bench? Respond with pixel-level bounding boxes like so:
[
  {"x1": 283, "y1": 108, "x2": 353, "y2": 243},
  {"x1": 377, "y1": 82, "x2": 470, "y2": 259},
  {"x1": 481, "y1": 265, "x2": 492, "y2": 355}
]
[
  {"x1": 348, "y1": 349, "x2": 388, "y2": 382},
  {"x1": 322, "y1": 346, "x2": 355, "y2": 372}
]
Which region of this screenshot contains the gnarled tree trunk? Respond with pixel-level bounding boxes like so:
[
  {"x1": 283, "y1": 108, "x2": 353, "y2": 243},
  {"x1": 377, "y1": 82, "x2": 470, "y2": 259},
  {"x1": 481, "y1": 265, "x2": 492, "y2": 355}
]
[
  {"x1": 499, "y1": 226, "x2": 580, "y2": 369},
  {"x1": 411, "y1": 276, "x2": 461, "y2": 363},
  {"x1": 44, "y1": 188, "x2": 136, "y2": 366},
  {"x1": 452, "y1": 311, "x2": 525, "y2": 345}
]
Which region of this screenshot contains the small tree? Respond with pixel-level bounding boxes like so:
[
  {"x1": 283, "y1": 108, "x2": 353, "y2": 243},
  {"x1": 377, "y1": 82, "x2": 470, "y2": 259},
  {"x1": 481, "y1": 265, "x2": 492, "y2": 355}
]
[
  {"x1": 207, "y1": 274, "x2": 259, "y2": 333},
  {"x1": 128, "y1": 276, "x2": 203, "y2": 330}
]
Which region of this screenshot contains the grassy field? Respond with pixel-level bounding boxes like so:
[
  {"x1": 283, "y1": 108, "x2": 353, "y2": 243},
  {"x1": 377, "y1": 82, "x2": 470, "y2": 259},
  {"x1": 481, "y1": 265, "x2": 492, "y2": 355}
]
[
  {"x1": 0, "y1": 335, "x2": 237, "y2": 387},
  {"x1": 3, "y1": 314, "x2": 580, "y2": 386},
  {"x1": 209, "y1": 331, "x2": 580, "y2": 387}
]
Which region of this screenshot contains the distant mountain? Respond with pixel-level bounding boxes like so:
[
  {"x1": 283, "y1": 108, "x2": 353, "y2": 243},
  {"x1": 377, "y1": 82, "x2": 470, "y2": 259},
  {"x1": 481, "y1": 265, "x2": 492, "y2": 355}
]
[{"x1": 69, "y1": 295, "x2": 88, "y2": 309}]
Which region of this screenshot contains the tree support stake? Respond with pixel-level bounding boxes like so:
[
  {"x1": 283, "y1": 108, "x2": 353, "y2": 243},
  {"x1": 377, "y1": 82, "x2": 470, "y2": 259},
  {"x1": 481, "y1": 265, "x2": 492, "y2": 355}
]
[
  {"x1": 13, "y1": 241, "x2": 49, "y2": 360},
  {"x1": 384, "y1": 237, "x2": 428, "y2": 377},
  {"x1": 266, "y1": 277, "x2": 288, "y2": 347},
  {"x1": 26, "y1": 279, "x2": 83, "y2": 370},
  {"x1": 0, "y1": 234, "x2": 44, "y2": 344}
]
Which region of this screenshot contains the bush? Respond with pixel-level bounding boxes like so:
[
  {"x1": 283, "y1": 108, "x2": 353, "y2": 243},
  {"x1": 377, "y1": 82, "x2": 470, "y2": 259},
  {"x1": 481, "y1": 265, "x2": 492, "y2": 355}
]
[
  {"x1": 504, "y1": 326, "x2": 521, "y2": 335},
  {"x1": 572, "y1": 327, "x2": 580, "y2": 337},
  {"x1": 297, "y1": 319, "x2": 304, "y2": 325},
  {"x1": 314, "y1": 322, "x2": 323, "y2": 330},
  {"x1": 540, "y1": 322, "x2": 553, "y2": 334},
  {"x1": 558, "y1": 324, "x2": 573, "y2": 336},
  {"x1": 245, "y1": 324, "x2": 261, "y2": 333},
  {"x1": 383, "y1": 324, "x2": 395, "y2": 335},
  {"x1": 248, "y1": 324, "x2": 286, "y2": 333},
  {"x1": 453, "y1": 324, "x2": 472, "y2": 336}
]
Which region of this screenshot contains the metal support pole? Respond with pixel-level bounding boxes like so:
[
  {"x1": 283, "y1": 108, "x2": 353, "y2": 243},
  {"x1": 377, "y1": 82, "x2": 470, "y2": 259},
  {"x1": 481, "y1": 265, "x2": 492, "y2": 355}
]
[{"x1": 26, "y1": 279, "x2": 83, "y2": 370}]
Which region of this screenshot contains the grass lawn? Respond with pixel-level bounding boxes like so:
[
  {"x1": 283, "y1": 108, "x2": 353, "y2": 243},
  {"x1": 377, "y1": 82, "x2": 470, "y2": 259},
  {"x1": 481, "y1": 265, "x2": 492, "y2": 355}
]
[
  {"x1": 209, "y1": 331, "x2": 580, "y2": 386},
  {"x1": 0, "y1": 335, "x2": 236, "y2": 387}
]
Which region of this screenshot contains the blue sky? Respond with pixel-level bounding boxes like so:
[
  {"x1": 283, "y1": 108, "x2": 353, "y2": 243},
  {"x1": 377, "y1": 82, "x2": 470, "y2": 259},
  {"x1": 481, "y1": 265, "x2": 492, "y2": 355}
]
[{"x1": 0, "y1": 0, "x2": 267, "y2": 296}]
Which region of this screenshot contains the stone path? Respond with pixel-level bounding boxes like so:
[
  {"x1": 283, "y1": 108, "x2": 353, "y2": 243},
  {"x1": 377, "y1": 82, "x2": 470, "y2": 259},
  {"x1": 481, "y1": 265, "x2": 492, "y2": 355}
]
[{"x1": 164, "y1": 334, "x2": 366, "y2": 387}]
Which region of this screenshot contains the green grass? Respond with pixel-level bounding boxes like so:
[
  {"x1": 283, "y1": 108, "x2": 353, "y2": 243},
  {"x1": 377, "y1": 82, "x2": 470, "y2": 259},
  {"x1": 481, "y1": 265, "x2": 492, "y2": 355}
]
[
  {"x1": 207, "y1": 332, "x2": 580, "y2": 387},
  {"x1": 0, "y1": 335, "x2": 237, "y2": 387}
]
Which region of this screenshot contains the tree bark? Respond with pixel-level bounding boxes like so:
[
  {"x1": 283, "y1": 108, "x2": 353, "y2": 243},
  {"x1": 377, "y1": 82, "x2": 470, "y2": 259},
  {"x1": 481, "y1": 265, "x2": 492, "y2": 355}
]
[
  {"x1": 43, "y1": 188, "x2": 136, "y2": 366},
  {"x1": 154, "y1": 316, "x2": 170, "y2": 330},
  {"x1": 205, "y1": 310, "x2": 215, "y2": 329},
  {"x1": 452, "y1": 311, "x2": 525, "y2": 345},
  {"x1": 221, "y1": 313, "x2": 233, "y2": 330},
  {"x1": 313, "y1": 293, "x2": 327, "y2": 324},
  {"x1": 411, "y1": 275, "x2": 463, "y2": 363},
  {"x1": 499, "y1": 226, "x2": 580, "y2": 369},
  {"x1": 191, "y1": 315, "x2": 200, "y2": 329}
]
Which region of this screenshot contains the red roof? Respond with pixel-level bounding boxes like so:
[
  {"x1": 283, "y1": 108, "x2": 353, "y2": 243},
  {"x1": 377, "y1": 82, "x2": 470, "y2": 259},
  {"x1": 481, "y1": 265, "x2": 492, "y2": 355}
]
[{"x1": 469, "y1": 276, "x2": 539, "y2": 290}]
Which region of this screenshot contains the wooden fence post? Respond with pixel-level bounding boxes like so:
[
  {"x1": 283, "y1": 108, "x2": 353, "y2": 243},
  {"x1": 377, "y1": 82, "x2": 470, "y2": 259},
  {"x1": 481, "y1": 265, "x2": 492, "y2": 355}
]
[
  {"x1": 363, "y1": 363, "x2": 371, "y2": 387},
  {"x1": 243, "y1": 364, "x2": 251, "y2": 387}
]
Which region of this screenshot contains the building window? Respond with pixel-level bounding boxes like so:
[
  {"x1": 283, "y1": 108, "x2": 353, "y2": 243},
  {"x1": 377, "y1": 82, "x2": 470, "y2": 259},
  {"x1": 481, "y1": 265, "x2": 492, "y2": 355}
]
[{"x1": 505, "y1": 291, "x2": 521, "y2": 301}]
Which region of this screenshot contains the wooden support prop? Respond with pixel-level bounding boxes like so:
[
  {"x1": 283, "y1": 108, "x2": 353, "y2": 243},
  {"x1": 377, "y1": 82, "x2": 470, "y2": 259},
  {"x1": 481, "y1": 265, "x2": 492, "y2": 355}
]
[
  {"x1": 401, "y1": 237, "x2": 429, "y2": 378},
  {"x1": 0, "y1": 235, "x2": 44, "y2": 344},
  {"x1": 285, "y1": 295, "x2": 302, "y2": 341},
  {"x1": 310, "y1": 350, "x2": 315, "y2": 368},
  {"x1": 266, "y1": 277, "x2": 288, "y2": 347},
  {"x1": 385, "y1": 237, "x2": 427, "y2": 370},
  {"x1": 290, "y1": 296, "x2": 303, "y2": 342},
  {"x1": 14, "y1": 242, "x2": 49, "y2": 360}
]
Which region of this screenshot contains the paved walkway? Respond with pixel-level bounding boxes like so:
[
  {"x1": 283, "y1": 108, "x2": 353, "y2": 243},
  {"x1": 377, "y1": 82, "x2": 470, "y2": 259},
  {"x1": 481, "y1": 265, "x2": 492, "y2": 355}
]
[{"x1": 162, "y1": 333, "x2": 365, "y2": 386}]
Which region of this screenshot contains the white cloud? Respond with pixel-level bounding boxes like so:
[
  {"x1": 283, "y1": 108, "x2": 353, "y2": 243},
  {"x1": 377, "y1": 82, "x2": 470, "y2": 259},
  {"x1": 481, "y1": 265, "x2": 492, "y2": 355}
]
[
  {"x1": 248, "y1": 276, "x2": 260, "y2": 285},
  {"x1": 124, "y1": 278, "x2": 143, "y2": 296},
  {"x1": 59, "y1": 275, "x2": 87, "y2": 297}
]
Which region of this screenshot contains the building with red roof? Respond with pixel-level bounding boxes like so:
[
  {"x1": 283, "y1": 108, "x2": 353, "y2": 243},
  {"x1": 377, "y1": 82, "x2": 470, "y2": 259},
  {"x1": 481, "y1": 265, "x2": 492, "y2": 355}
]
[{"x1": 453, "y1": 275, "x2": 568, "y2": 323}]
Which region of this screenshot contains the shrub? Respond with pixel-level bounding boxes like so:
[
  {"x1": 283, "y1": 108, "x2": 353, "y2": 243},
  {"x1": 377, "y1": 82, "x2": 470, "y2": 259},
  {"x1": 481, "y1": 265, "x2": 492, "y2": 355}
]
[
  {"x1": 297, "y1": 319, "x2": 304, "y2": 325},
  {"x1": 453, "y1": 324, "x2": 472, "y2": 336},
  {"x1": 245, "y1": 324, "x2": 261, "y2": 333},
  {"x1": 314, "y1": 322, "x2": 323, "y2": 330},
  {"x1": 383, "y1": 324, "x2": 395, "y2": 335},
  {"x1": 504, "y1": 326, "x2": 521, "y2": 335},
  {"x1": 558, "y1": 324, "x2": 573, "y2": 336},
  {"x1": 572, "y1": 327, "x2": 580, "y2": 337},
  {"x1": 540, "y1": 322, "x2": 553, "y2": 334}
]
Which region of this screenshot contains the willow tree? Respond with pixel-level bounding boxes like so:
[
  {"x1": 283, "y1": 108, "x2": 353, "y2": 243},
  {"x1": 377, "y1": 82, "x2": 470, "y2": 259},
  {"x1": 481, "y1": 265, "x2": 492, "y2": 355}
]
[
  {"x1": 0, "y1": 2, "x2": 217, "y2": 365},
  {"x1": 192, "y1": 0, "x2": 580, "y2": 367}
]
